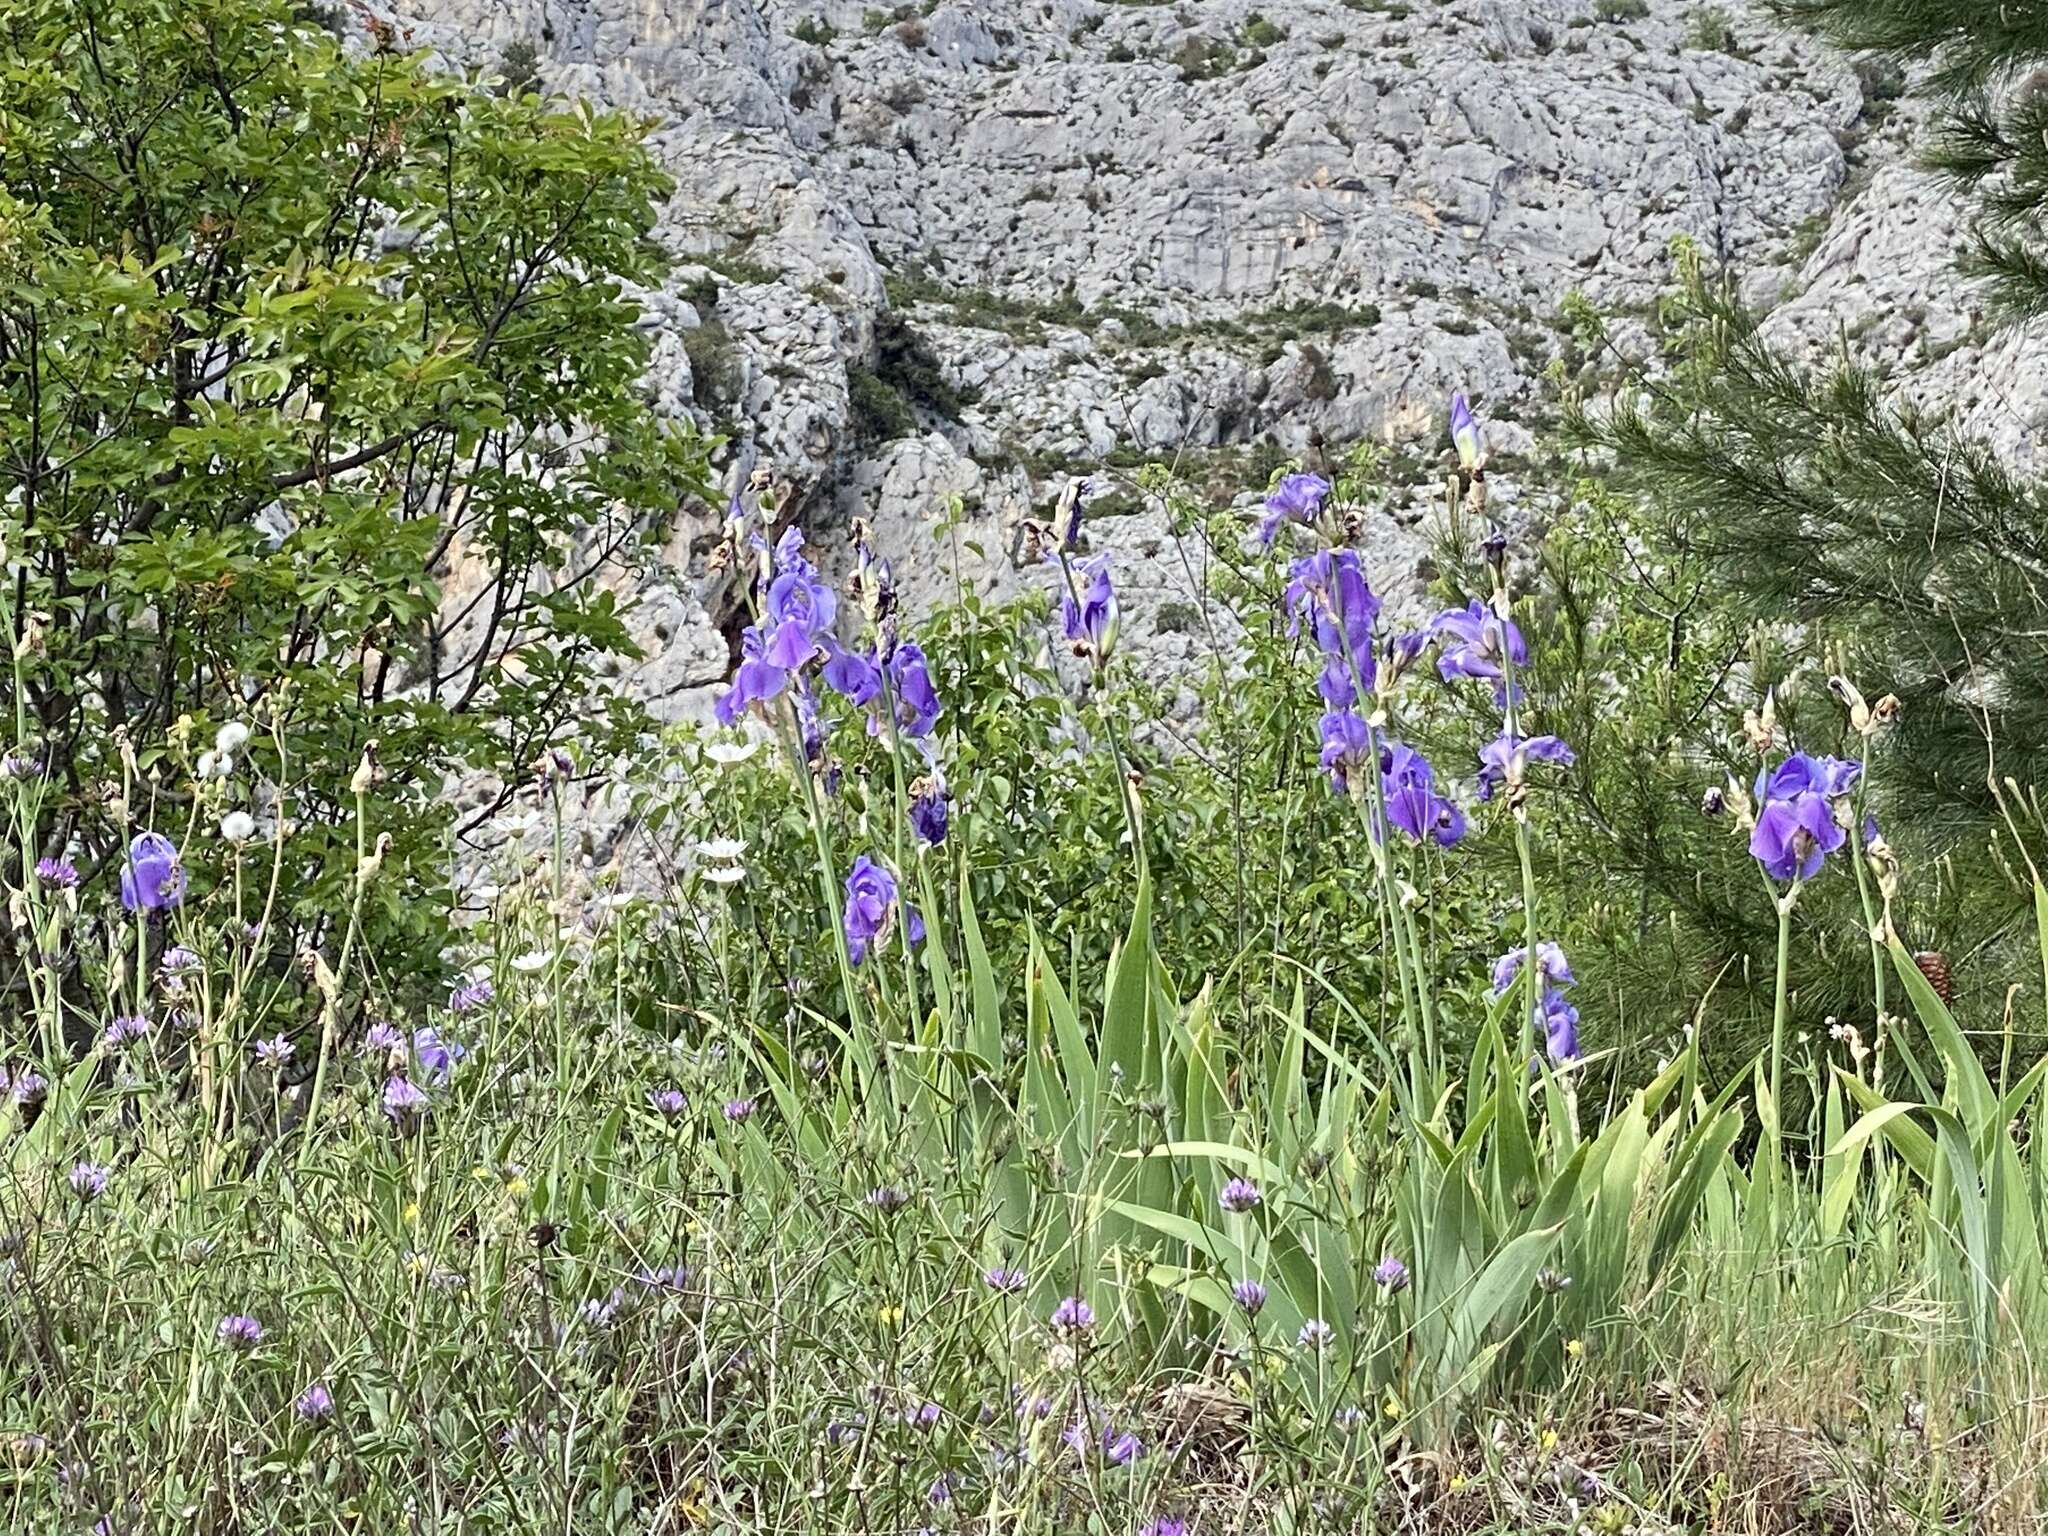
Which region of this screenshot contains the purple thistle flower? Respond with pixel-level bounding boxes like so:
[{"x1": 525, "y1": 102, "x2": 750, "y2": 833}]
[
  {"x1": 1476, "y1": 730, "x2": 1575, "y2": 802},
  {"x1": 1373, "y1": 1254, "x2": 1410, "y2": 1293},
  {"x1": 216, "y1": 1314, "x2": 265, "y2": 1351},
  {"x1": 1449, "y1": 391, "x2": 1485, "y2": 471},
  {"x1": 448, "y1": 975, "x2": 494, "y2": 1013},
  {"x1": 1491, "y1": 942, "x2": 1575, "y2": 997},
  {"x1": 1218, "y1": 1177, "x2": 1262, "y2": 1214},
  {"x1": 33, "y1": 856, "x2": 79, "y2": 889},
  {"x1": 253, "y1": 1035, "x2": 295, "y2": 1070},
  {"x1": 295, "y1": 1382, "x2": 335, "y2": 1422},
  {"x1": 983, "y1": 1265, "x2": 1028, "y2": 1294},
  {"x1": 382, "y1": 1076, "x2": 428, "y2": 1126},
  {"x1": 1059, "y1": 556, "x2": 1120, "y2": 663},
  {"x1": 69, "y1": 1161, "x2": 109, "y2": 1200},
  {"x1": 1750, "y1": 752, "x2": 1853, "y2": 882},
  {"x1": 360, "y1": 1021, "x2": 404, "y2": 1058},
  {"x1": 103, "y1": 1014, "x2": 151, "y2": 1050},
  {"x1": 1257, "y1": 470, "x2": 1332, "y2": 545},
  {"x1": 119, "y1": 832, "x2": 186, "y2": 912},
  {"x1": 648, "y1": 1088, "x2": 688, "y2": 1120},
  {"x1": 843, "y1": 854, "x2": 902, "y2": 965},
  {"x1": 865, "y1": 1184, "x2": 911, "y2": 1214},
  {"x1": 1297, "y1": 1317, "x2": 1335, "y2": 1351},
  {"x1": 1231, "y1": 1279, "x2": 1268, "y2": 1314},
  {"x1": 722, "y1": 1096, "x2": 758, "y2": 1123},
  {"x1": 1049, "y1": 1295, "x2": 1095, "y2": 1334}
]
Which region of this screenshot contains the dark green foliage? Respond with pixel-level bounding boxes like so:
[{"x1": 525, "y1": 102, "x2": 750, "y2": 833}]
[
  {"x1": 0, "y1": 0, "x2": 711, "y2": 985},
  {"x1": 792, "y1": 14, "x2": 835, "y2": 46},
  {"x1": 847, "y1": 366, "x2": 918, "y2": 445},
  {"x1": 1242, "y1": 12, "x2": 1287, "y2": 48},
  {"x1": 1596, "y1": 0, "x2": 1650, "y2": 19},
  {"x1": 494, "y1": 38, "x2": 543, "y2": 96}
]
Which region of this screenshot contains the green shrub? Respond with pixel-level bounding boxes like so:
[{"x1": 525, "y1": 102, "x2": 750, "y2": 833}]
[{"x1": 0, "y1": 0, "x2": 711, "y2": 988}]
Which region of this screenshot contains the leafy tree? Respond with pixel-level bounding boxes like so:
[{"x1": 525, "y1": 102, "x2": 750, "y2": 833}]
[
  {"x1": 1564, "y1": 0, "x2": 2048, "y2": 1041},
  {"x1": 0, "y1": 0, "x2": 710, "y2": 988}
]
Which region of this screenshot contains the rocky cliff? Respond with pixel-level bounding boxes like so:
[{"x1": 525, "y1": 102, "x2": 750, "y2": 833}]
[{"x1": 374, "y1": 0, "x2": 2026, "y2": 773}]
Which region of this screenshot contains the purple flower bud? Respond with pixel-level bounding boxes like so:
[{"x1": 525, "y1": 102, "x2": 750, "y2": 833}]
[
  {"x1": 448, "y1": 975, "x2": 494, "y2": 1013},
  {"x1": 295, "y1": 1382, "x2": 335, "y2": 1422},
  {"x1": 1373, "y1": 1255, "x2": 1409, "y2": 1292},
  {"x1": 648, "y1": 1088, "x2": 688, "y2": 1120},
  {"x1": 1231, "y1": 1279, "x2": 1268, "y2": 1314},
  {"x1": 1297, "y1": 1317, "x2": 1335, "y2": 1351},
  {"x1": 382, "y1": 1076, "x2": 428, "y2": 1126},
  {"x1": 69, "y1": 1161, "x2": 109, "y2": 1200},
  {"x1": 983, "y1": 1265, "x2": 1028, "y2": 1294},
  {"x1": 722, "y1": 1097, "x2": 757, "y2": 1124},
  {"x1": 843, "y1": 855, "x2": 902, "y2": 965},
  {"x1": 1450, "y1": 391, "x2": 1485, "y2": 471},
  {"x1": 254, "y1": 1035, "x2": 295, "y2": 1070}
]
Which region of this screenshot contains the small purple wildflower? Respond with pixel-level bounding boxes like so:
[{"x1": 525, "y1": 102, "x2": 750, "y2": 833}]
[
  {"x1": 1140, "y1": 1520, "x2": 1190, "y2": 1536},
  {"x1": 1373, "y1": 1255, "x2": 1410, "y2": 1293},
  {"x1": 1297, "y1": 1317, "x2": 1335, "y2": 1351},
  {"x1": 216, "y1": 1314, "x2": 265, "y2": 1351},
  {"x1": 1477, "y1": 730, "x2": 1575, "y2": 803},
  {"x1": 10, "y1": 1068, "x2": 46, "y2": 1106},
  {"x1": 382, "y1": 1076, "x2": 428, "y2": 1126},
  {"x1": 1103, "y1": 1427, "x2": 1143, "y2": 1466},
  {"x1": 33, "y1": 856, "x2": 78, "y2": 889},
  {"x1": 102, "y1": 1014, "x2": 151, "y2": 1050},
  {"x1": 1218, "y1": 1177, "x2": 1261, "y2": 1214},
  {"x1": 1050, "y1": 1295, "x2": 1095, "y2": 1334},
  {"x1": 1231, "y1": 1279, "x2": 1268, "y2": 1315},
  {"x1": 722, "y1": 1096, "x2": 758, "y2": 1124},
  {"x1": 648, "y1": 1088, "x2": 688, "y2": 1120},
  {"x1": 866, "y1": 1185, "x2": 911, "y2": 1214},
  {"x1": 295, "y1": 1382, "x2": 335, "y2": 1422},
  {"x1": 412, "y1": 1026, "x2": 465, "y2": 1086},
  {"x1": 69, "y1": 1161, "x2": 109, "y2": 1200},
  {"x1": 359, "y1": 1021, "x2": 404, "y2": 1058},
  {"x1": 448, "y1": 974, "x2": 494, "y2": 1013},
  {"x1": 254, "y1": 1035, "x2": 295, "y2": 1070},
  {"x1": 983, "y1": 1265, "x2": 1028, "y2": 1294}
]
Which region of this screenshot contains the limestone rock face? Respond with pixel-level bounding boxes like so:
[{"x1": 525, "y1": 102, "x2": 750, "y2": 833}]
[{"x1": 373, "y1": 0, "x2": 2021, "y2": 749}]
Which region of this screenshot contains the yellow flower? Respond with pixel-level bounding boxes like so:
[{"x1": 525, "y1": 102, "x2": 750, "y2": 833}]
[
  {"x1": 504, "y1": 1175, "x2": 530, "y2": 1200},
  {"x1": 1381, "y1": 1388, "x2": 1402, "y2": 1420},
  {"x1": 1565, "y1": 1337, "x2": 1584, "y2": 1360},
  {"x1": 402, "y1": 1201, "x2": 420, "y2": 1225},
  {"x1": 677, "y1": 1477, "x2": 709, "y2": 1526},
  {"x1": 876, "y1": 1303, "x2": 904, "y2": 1328},
  {"x1": 1448, "y1": 1472, "x2": 1468, "y2": 1493},
  {"x1": 1538, "y1": 1427, "x2": 1559, "y2": 1454}
]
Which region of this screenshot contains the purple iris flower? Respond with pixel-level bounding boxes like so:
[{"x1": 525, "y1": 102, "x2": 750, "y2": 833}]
[
  {"x1": 821, "y1": 643, "x2": 881, "y2": 706},
  {"x1": 1103, "y1": 1427, "x2": 1143, "y2": 1466},
  {"x1": 34, "y1": 856, "x2": 79, "y2": 889},
  {"x1": 120, "y1": 832, "x2": 185, "y2": 911},
  {"x1": 412, "y1": 1027, "x2": 465, "y2": 1086},
  {"x1": 716, "y1": 531, "x2": 839, "y2": 723},
  {"x1": 1449, "y1": 391, "x2": 1485, "y2": 471},
  {"x1": 1285, "y1": 549, "x2": 1380, "y2": 705},
  {"x1": 1476, "y1": 731, "x2": 1575, "y2": 801},
  {"x1": 843, "y1": 855, "x2": 901, "y2": 964},
  {"x1": 1426, "y1": 599, "x2": 1527, "y2": 704},
  {"x1": 1257, "y1": 470, "x2": 1332, "y2": 545},
  {"x1": 880, "y1": 640, "x2": 942, "y2": 738},
  {"x1": 1318, "y1": 709, "x2": 1375, "y2": 795},
  {"x1": 1750, "y1": 752, "x2": 1854, "y2": 882},
  {"x1": 1381, "y1": 742, "x2": 1466, "y2": 847},
  {"x1": 1060, "y1": 556, "x2": 1120, "y2": 663},
  {"x1": 1491, "y1": 942, "x2": 1574, "y2": 997},
  {"x1": 1541, "y1": 990, "x2": 1581, "y2": 1063},
  {"x1": 910, "y1": 765, "x2": 949, "y2": 847}
]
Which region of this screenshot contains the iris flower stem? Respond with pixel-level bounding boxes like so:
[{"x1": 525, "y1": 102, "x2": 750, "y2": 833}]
[
  {"x1": 783, "y1": 695, "x2": 873, "y2": 1056},
  {"x1": 1051, "y1": 550, "x2": 1144, "y2": 869},
  {"x1": 1768, "y1": 880, "x2": 1801, "y2": 1216},
  {"x1": 1846, "y1": 775, "x2": 1889, "y2": 1090},
  {"x1": 873, "y1": 666, "x2": 925, "y2": 1032},
  {"x1": 1495, "y1": 589, "x2": 1544, "y2": 1078}
]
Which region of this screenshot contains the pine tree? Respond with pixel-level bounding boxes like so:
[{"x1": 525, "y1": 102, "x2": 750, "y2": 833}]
[{"x1": 1563, "y1": 3, "x2": 2048, "y2": 1031}]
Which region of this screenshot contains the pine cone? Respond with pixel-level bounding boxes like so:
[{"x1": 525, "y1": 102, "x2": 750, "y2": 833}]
[{"x1": 1913, "y1": 951, "x2": 1954, "y2": 1004}]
